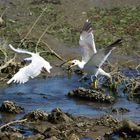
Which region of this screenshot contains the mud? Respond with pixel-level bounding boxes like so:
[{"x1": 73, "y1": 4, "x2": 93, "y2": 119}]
[
  {"x1": 0, "y1": 100, "x2": 24, "y2": 114},
  {"x1": 105, "y1": 120, "x2": 140, "y2": 139},
  {"x1": 68, "y1": 87, "x2": 115, "y2": 103},
  {"x1": 0, "y1": 108, "x2": 118, "y2": 140},
  {"x1": 1, "y1": 107, "x2": 139, "y2": 139}
]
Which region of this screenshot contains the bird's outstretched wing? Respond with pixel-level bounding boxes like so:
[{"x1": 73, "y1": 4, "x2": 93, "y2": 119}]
[
  {"x1": 7, "y1": 66, "x2": 31, "y2": 84},
  {"x1": 8, "y1": 44, "x2": 33, "y2": 55},
  {"x1": 7, "y1": 63, "x2": 44, "y2": 84},
  {"x1": 84, "y1": 39, "x2": 122, "y2": 78},
  {"x1": 79, "y1": 20, "x2": 97, "y2": 63},
  {"x1": 7, "y1": 53, "x2": 52, "y2": 84},
  {"x1": 98, "y1": 38, "x2": 122, "y2": 68},
  {"x1": 87, "y1": 39, "x2": 122, "y2": 67}
]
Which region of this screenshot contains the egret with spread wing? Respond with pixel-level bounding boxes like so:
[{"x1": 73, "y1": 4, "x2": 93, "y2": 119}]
[
  {"x1": 7, "y1": 44, "x2": 52, "y2": 84},
  {"x1": 68, "y1": 20, "x2": 122, "y2": 88}
]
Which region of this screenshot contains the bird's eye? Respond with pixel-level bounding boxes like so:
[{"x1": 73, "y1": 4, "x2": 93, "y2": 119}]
[{"x1": 71, "y1": 63, "x2": 75, "y2": 65}]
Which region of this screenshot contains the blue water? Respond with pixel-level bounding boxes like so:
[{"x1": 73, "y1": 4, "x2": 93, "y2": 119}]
[{"x1": 0, "y1": 74, "x2": 140, "y2": 123}]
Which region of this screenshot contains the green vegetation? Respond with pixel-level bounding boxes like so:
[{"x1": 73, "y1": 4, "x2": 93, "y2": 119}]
[{"x1": 0, "y1": 4, "x2": 140, "y2": 55}]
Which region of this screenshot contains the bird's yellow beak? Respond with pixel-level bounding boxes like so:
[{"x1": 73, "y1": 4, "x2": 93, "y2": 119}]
[{"x1": 66, "y1": 61, "x2": 75, "y2": 69}]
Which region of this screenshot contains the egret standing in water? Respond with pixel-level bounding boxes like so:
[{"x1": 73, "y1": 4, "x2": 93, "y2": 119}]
[
  {"x1": 7, "y1": 44, "x2": 52, "y2": 84},
  {"x1": 68, "y1": 20, "x2": 122, "y2": 88}
]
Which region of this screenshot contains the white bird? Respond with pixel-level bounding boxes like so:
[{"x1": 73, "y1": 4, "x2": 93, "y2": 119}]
[
  {"x1": 7, "y1": 44, "x2": 52, "y2": 84},
  {"x1": 70, "y1": 19, "x2": 97, "y2": 69},
  {"x1": 68, "y1": 20, "x2": 122, "y2": 88}
]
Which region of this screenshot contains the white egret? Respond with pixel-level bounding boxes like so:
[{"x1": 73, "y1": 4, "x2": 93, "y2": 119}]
[
  {"x1": 68, "y1": 20, "x2": 122, "y2": 88},
  {"x1": 7, "y1": 44, "x2": 52, "y2": 84}
]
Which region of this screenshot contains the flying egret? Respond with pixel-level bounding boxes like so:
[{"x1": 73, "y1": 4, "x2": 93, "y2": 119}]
[
  {"x1": 67, "y1": 20, "x2": 122, "y2": 88},
  {"x1": 7, "y1": 44, "x2": 52, "y2": 84}
]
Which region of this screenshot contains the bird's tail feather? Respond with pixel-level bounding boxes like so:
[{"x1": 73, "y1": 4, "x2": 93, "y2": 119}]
[{"x1": 105, "y1": 38, "x2": 123, "y2": 54}]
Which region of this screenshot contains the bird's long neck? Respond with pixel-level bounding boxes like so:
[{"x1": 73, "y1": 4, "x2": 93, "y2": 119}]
[{"x1": 78, "y1": 60, "x2": 86, "y2": 69}]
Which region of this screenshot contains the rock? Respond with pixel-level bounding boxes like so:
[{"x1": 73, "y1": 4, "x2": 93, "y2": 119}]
[
  {"x1": 67, "y1": 133, "x2": 80, "y2": 140},
  {"x1": 107, "y1": 120, "x2": 140, "y2": 139},
  {"x1": 44, "y1": 127, "x2": 61, "y2": 138},
  {"x1": 134, "y1": 85, "x2": 140, "y2": 94},
  {"x1": 44, "y1": 136, "x2": 58, "y2": 140},
  {"x1": 24, "y1": 134, "x2": 45, "y2": 140},
  {"x1": 112, "y1": 107, "x2": 130, "y2": 114},
  {"x1": 0, "y1": 132, "x2": 9, "y2": 140},
  {"x1": 128, "y1": 84, "x2": 140, "y2": 102},
  {"x1": 68, "y1": 87, "x2": 115, "y2": 103},
  {"x1": 9, "y1": 132, "x2": 24, "y2": 140},
  {"x1": 0, "y1": 100, "x2": 24, "y2": 114},
  {"x1": 48, "y1": 108, "x2": 73, "y2": 124},
  {"x1": 1, "y1": 126, "x2": 20, "y2": 133},
  {"x1": 96, "y1": 115, "x2": 119, "y2": 128},
  {"x1": 0, "y1": 132, "x2": 24, "y2": 140},
  {"x1": 24, "y1": 110, "x2": 48, "y2": 121}
]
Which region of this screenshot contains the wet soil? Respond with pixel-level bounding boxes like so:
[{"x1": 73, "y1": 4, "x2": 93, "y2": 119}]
[{"x1": 0, "y1": 107, "x2": 140, "y2": 140}]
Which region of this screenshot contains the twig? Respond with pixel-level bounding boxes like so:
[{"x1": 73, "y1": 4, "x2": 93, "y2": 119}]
[
  {"x1": 0, "y1": 7, "x2": 8, "y2": 18},
  {"x1": 0, "y1": 118, "x2": 27, "y2": 130},
  {"x1": 135, "y1": 64, "x2": 140, "y2": 70},
  {"x1": 35, "y1": 16, "x2": 64, "y2": 53},
  {"x1": 134, "y1": 51, "x2": 140, "y2": 58},
  {"x1": 0, "y1": 55, "x2": 16, "y2": 71},
  {"x1": 41, "y1": 41, "x2": 66, "y2": 62},
  {"x1": 0, "y1": 47, "x2": 8, "y2": 63},
  {"x1": 35, "y1": 26, "x2": 50, "y2": 53},
  {"x1": 121, "y1": 60, "x2": 134, "y2": 66},
  {"x1": 19, "y1": 6, "x2": 48, "y2": 46}
]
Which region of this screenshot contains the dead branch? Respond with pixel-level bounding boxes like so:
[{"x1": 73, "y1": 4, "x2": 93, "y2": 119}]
[
  {"x1": 0, "y1": 56, "x2": 16, "y2": 72},
  {"x1": 19, "y1": 6, "x2": 48, "y2": 46},
  {"x1": 0, "y1": 118, "x2": 27, "y2": 130},
  {"x1": 0, "y1": 40, "x2": 9, "y2": 63},
  {"x1": 35, "y1": 16, "x2": 64, "y2": 53},
  {"x1": 135, "y1": 63, "x2": 140, "y2": 70},
  {"x1": 41, "y1": 41, "x2": 66, "y2": 62}
]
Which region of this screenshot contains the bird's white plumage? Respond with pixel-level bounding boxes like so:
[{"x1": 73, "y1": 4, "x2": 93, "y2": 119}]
[
  {"x1": 79, "y1": 25, "x2": 97, "y2": 64},
  {"x1": 7, "y1": 44, "x2": 52, "y2": 84},
  {"x1": 69, "y1": 20, "x2": 122, "y2": 80},
  {"x1": 84, "y1": 39, "x2": 122, "y2": 78}
]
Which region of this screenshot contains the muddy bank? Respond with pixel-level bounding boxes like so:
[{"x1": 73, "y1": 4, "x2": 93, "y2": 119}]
[{"x1": 0, "y1": 106, "x2": 140, "y2": 140}]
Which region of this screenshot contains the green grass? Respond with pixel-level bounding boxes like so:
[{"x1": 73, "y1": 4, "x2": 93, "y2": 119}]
[{"x1": 0, "y1": 5, "x2": 140, "y2": 54}]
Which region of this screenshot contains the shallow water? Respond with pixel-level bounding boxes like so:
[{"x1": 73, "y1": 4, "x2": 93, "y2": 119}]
[{"x1": 0, "y1": 72, "x2": 140, "y2": 124}]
